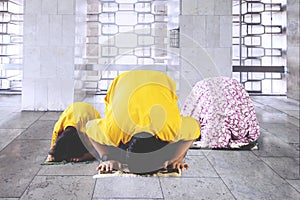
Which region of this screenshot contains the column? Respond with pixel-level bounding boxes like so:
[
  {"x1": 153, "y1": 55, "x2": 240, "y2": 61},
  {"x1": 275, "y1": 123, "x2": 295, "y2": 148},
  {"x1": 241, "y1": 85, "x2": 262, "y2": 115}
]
[
  {"x1": 179, "y1": 0, "x2": 232, "y2": 102},
  {"x1": 287, "y1": 0, "x2": 300, "y2": 100},
  {"x1": 22, "y1": 0, "x2": 87, "y2": 110}
]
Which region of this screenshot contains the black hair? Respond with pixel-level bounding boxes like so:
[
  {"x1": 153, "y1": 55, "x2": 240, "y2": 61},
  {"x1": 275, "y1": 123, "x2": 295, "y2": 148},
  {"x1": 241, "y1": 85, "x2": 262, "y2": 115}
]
[
  {"x1": 126, "y1": 132, "x2": 169, "y2": 174},
  {"x1": 49, "y1": 126, "x2": 89, "y2": 161}
]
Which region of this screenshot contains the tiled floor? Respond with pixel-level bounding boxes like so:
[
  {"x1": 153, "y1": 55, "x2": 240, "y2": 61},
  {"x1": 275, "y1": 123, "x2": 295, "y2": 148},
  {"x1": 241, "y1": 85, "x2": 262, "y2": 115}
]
[{"x1": 0, "y1": 95, "x2": 299, "y2": 200}]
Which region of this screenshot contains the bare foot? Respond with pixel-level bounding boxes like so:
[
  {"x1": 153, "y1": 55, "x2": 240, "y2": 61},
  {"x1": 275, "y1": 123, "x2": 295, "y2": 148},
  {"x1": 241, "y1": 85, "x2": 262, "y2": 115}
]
[
  {"x1": 69, "y1": 152, "x2": 94, "y2": 162},
  {"x1": 46, "y1": 154, "x2": 55, "y2": 162}
]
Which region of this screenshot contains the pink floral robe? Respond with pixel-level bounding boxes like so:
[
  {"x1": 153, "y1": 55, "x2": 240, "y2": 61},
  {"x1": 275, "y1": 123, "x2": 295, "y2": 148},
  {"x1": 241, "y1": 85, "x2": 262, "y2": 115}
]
[{"x1": 181, "y1": 77, "x2": 260, "y2": 148}]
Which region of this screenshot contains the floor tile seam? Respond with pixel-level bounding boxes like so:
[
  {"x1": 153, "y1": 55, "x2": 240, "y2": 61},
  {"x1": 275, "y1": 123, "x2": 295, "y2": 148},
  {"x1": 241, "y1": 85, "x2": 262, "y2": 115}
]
[
  {"x1": 0, "y1": 129, "x2": 26, "y2": 154},
  {"x1": 203, "y1": 154, "x2": 238, "y2": 200},
  {"x1": 254, "y1": 152, "x2": 300, "y2": 185},
  {"x1": 90, "y1": 177, "x2": 97, "y2": 200},
  {"x1": 259, "y1": 127, "x2": 299, "y2": 147},
  {"x1": 14, "y1": 113, "x2": 47, "y2": 140},
  {"x1": 286, "y1": 178, "x2": 300, "y2": 181},
  {"x1": 252, "y1": 99, "x2": 299, "y2": 118},
  {"x1": 36, "y1": 174, "x2": 96, "y2": 177},
  {"x1": 18, "y1": 161, "x2": 44, "y2": 199},
  {"x1": 286, "y1": 180, "x2": 300, "y2": 193},
  {"x1": 0, "y1": 195, "x2": 20, "y2": 199},
  {"x1": 261, "y1": 105, "x2": 299, "y2": 120},
  {"x1": 92, "y1": 198, "x2": 164, "y2": 200},
  {"x1": 14, "y1": 138, "x2": 51, "y2": 141},
  {"x1": 157, "y1": 176, "x2": 165, "y2": 200},
  {"x1": 257, "y1": 156, "x2": 300, "y2": 159}
]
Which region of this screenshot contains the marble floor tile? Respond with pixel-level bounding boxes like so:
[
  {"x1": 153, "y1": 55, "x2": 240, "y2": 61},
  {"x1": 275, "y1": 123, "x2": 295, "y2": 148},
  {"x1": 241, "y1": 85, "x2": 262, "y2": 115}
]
[
  {"x1": 252, "y1": 96, "x2": 299, "y2": 110},
  {"x1": 0, "y1": 140, "x2": 49, "y2": 198},
  {"x1": 182, "y1": 156, "x2": 219, "y2": 178},
  {"x1": 39, "y1": 111, "x2": 61, "y2": 121},
  {"x1": 0, "y1": 129, "x2": 24, "y2": 151},
  {"x1": 160, "y1": 177, "x2": 235, "y2": 200},
  {"x1": 0, "y1": 112, "x2": 44, "y2": 129},
  {"x1": 93, "y1": 177, "x2": 163, "y2": 199},
  {"x1": 286, "y1": 179, "x2": 300, "y2": 193},
  {"x1": 93, "y1": 199, "x2": 163, "y2": 200},
  {"x1": 186, "y1": 149, "x2": 205, "y2": 156},
  {"x1": 17, "y1": 120, "x2": 56, "y2": 140},
  {"x1": 38, "y1": 161, "x2": 99, "y2": 176},
  {"x1": 255, "y1": 107, "x2": 294, "y2": 124},
  {"x1": 260, "y1": 122, "x2": 299, "y2": 144},
  {"x1": 206, "y1": 151, "x2": 299, "y2": 200},
  {"x1": 253, "y1": 130, "x2": 299, "y2": 157},
  {"x1": 261, "y1": 157, "x2": 300, "y2": 179},
  {"x1": 20, "y1": 176, "x2": 95, "y2": 200}
]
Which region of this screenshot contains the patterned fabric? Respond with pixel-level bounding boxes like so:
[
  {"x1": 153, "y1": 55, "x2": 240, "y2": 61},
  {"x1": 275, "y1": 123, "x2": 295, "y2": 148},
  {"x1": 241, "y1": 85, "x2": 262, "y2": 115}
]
[{"x1": 181, "y1": 77, "x2": 260, "y2": 148}]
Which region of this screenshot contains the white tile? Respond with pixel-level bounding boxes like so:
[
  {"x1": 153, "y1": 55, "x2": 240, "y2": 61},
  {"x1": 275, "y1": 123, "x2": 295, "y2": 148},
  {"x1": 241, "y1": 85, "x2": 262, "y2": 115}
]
[
  {"x1": 40, "y1": 47, "x2": 57, "y2": 78},
  {"x1": 206, "y1": 16, "x2": 220, "y2": 47},
  {"x1": 75, "y1": 0, "x2": 87, "y2": 15},
  {"x1": 180, "y1": 16, "x2": 206, "y2": 48},
  {"x1": 193, "y1": 16, "x2": 206, "y2": 47},
  {"x1": 47, "y1": 78, "x2": 62, "y2": 111},
  {"x1": 42, "y1": 0, "x2": 58, "y2": 14},
  {"x1": 57, "y1": 47, "x2": 75, "y2": 78},
  {"x1": 20, "y1": 176, "x2": 94, "y2": 200},
  {"x1": 57, "y1": 47, "x2": 74, "y2": 66},
  {"x1": 25, "y1": 0, "x2": 42, "y2": 14},
  {"x1": 48, "y1": 78, "x2": 74, "y2": 111},
  {"x1": 206, "y1": 47, "x2": 232, "y2": 77},
  {"x1": 60, "y1": 79, "x2": 74, "y2": 109},
  {"x1": 196, "y1": 0, "x2": 215, "y2": 15},
  {"x1": 93, "y1": 177, "x2": 163, "y2": 199},
  {"x1": 220, "y1": 16, "x2": 232, "y2": 47},
  {"x1": 180, "y1": 47, "x2": 220, "y2": 79},
  {"x1": 49, "y1": 15, "x2": 62, "y2": 45},
  {"x1": 36, "y1": 15, "x2": 49, "y2": 46},
  {"x1": 21, "y1": 79, "x2": 35, "y2": 110},
  {"x1": 58, "y1": 0, "x2": 75, "y2": 15},
  {"x1": 23, "y1": 47, "x2": 40, "y2": 79},
  {"x1": 62, "y1": 15, "x2": 76, "y2": 46},
  {"x1": 34, "y1": 79, "x2": 48, "y2": 110},
  {"x1": 181, "y1": 0, "x2": 198, "y2": 15},
  {"x1": 23, "y1": 15, "x2": 37, "y2": 46},
  {"x1": 214, "y1": 0, "x2": 232, "y2": 15},
  {"x1": 161, "y1": 178, "x2": 234, "y2": 200}
]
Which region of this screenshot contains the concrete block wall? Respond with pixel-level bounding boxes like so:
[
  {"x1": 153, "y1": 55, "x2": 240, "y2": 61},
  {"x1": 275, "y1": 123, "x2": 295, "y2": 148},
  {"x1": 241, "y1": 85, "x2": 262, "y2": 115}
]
[
  {"x1": 22, "y1": 0, "x2": 87, "y2": 110},
  {"x1": 287, "y1": 0, "x2": 300, "y2": 101},
  {"x1": 178, "y1": 0, "x2": 232, "y2": 103}
]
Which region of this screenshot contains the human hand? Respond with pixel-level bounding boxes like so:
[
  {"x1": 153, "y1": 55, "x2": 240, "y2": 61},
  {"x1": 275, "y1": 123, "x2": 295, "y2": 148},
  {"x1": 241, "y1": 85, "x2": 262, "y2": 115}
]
[
  {"x1": 46, "y1": 154, "x2": 55, "y2": 162},
  {"x1": 163, "y1": 159, "x2": 189, "y2": 171},
  {"x1": 97, "y1": 160, "x2": 122, "y2": 172}
]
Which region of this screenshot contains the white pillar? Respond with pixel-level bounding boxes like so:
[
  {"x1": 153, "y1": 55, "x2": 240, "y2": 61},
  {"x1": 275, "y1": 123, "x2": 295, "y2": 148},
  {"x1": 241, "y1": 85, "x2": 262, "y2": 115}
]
[
  {"x1": 22, "y1": 0, "x2": 86, "y2": 110},
  {"x1": 179, "y1": 0, "x2": 232, "y2": 102}
]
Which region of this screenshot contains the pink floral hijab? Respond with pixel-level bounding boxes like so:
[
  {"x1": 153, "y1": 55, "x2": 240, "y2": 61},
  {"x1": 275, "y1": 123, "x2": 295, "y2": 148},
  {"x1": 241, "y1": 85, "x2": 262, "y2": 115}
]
[{"x1": 181, "y1": 77, "x2": 260, "y2": 149}]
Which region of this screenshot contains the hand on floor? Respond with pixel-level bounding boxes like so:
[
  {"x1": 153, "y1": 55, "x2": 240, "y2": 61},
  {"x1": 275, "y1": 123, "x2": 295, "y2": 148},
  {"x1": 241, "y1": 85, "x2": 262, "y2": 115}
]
[
  {"x1": 97, "y1": 160, "x2": 122, "y2": 172},
  {"x1": 46, "y1": 154, "x2": 55, "y2": 162},
  {"x1": 163, "y1": 159, "x2": 189, "y2": 171}
]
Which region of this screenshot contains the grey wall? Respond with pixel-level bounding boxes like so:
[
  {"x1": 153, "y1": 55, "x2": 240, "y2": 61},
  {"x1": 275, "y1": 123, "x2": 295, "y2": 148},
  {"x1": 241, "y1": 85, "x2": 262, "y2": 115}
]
[{"x1": 287, "y1": 0, "x2": 300, "y2": 100}]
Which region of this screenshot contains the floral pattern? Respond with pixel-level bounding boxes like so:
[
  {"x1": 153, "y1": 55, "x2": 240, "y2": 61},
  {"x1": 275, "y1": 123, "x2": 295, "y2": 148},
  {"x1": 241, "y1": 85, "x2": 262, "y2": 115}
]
[{"x1": 181, "y1": 77, "x2": 260, "y2": 148}]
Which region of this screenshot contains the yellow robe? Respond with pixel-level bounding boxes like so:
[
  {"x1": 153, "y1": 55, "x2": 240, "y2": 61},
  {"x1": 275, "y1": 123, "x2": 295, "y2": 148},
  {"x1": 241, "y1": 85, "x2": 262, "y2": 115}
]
[
  {"x1": 86, "y1": 70, "x2": 200, "y2": 146},
  {"x1": 51, "y1": 102, "x2": 101, "y2": 147}
]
